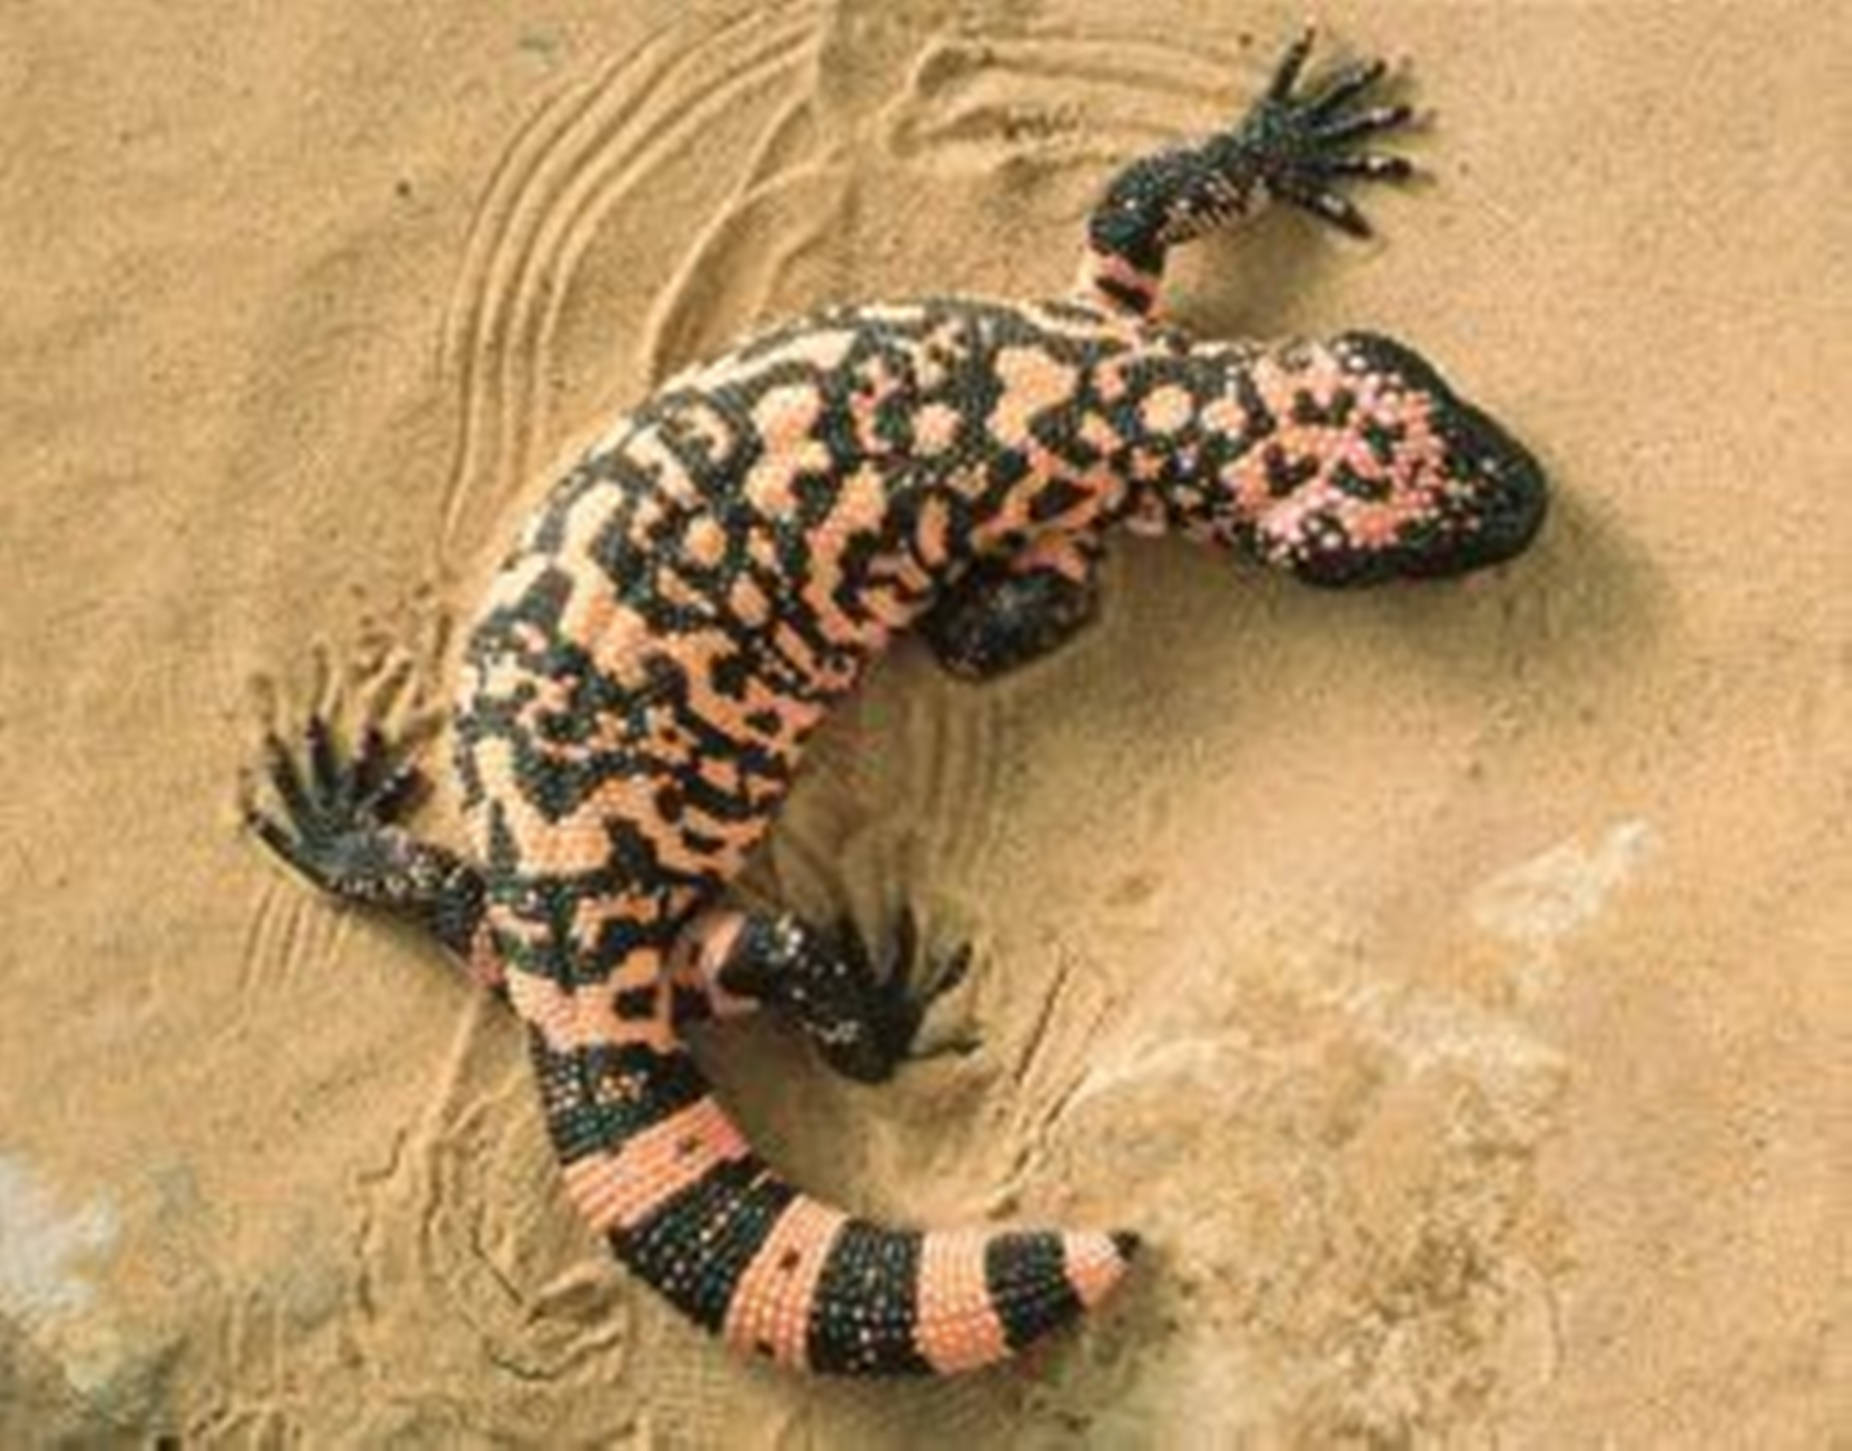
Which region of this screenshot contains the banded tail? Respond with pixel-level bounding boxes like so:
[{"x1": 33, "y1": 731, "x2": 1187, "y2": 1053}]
[
  {"x1": 521, "y1": 972, "x2": 1138, "y2": 1376},
  {"x1": 242, "y1": 712, "x2": 1139, "y2": 1377}
]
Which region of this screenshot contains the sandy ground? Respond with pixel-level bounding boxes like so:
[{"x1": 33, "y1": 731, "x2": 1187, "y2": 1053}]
[{"x1": 1, "y1": 0, "x2": 1846, "y2": 1444}]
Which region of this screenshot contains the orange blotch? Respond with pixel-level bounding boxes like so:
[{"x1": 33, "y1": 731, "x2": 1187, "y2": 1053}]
[
  {"x1": 1015, "y1": 530, "x2": 1094, "y2": 584},
  {"x1": 723, "y1": 1196, "x2": 848, "y2": 1369},
  {"x1": 561, "y1": 1096, "x2": 752, "y2": 1233},
  {"x1": 991, "y1": 347, "x2": 1079, "y2": 444},
  {"x1": 1078, "y1": 413, "x2": 1121, "y2": 456},
  {"x1": 1339, "y1": 499, "x2": 1409, "y2": 549},
  {"x1": 743, "y1": 459, "x2": 798, "y2": 519},
  {"x1": 777, "y1": 329, "x2": 858, "y2": 373},
  {"x1": 694, "y1": 752, "x2": 745, "y2": 798},
  {"x1": 1062, "y1": 1232, "x2": 1134, "y2": 1310},
  {"x1": 912, "y1": 402, "x2": 961, "y2": 456},
  {"x1": 1200, "y1": 396, "x2": 1248, "y2": 438},
  {"x1": 683, "y1": 515, "x2": 727, "y2": 568},
  {"x1": 470, "y1": 739, "x2": 608, "y2": 875},
  {"x1": 728, "y1": 574, "x2": 772, "y2": 627},
  {"x1": 746, "y1": 530, "x2": 779, "y2": 571},
  {"x1": 1139, "y1": 384, "x2": 1193, "y2": 436},
  {"x1": 823, "y1": 464, "x2": 887, "y2": 542},
  {"x1": 577, "y1": 600, "x2": 664, "y2": 690},
  {"x1": 913, "y1": 1230, "x2": 1010, "y2": 1373},
  {"x1": 743, "y1": 438, "x2": 832, "y2": 520},
  {"x1": 742, "y1": 383, "x2": 828, "y2": 514},
  {"x1": 913, "y1": 492, "x2": 952, "y2": 569}
]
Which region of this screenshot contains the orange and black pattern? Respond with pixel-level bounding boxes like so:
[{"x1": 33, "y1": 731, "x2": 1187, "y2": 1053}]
[{"x1": 248, "y1": 29, "x2": 1546, "y2": 1376}]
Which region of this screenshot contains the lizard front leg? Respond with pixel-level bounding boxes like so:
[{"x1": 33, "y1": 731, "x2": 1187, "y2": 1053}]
[
  {"x1": 1077, "y1": 26, "x2": 1415, "y2": 317},
  {"x1": 918, "y1": 532, "x2": 1103, "y2": 681}
]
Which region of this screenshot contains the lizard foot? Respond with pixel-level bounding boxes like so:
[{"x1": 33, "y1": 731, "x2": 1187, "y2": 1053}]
[
  {"x1": 718, "y1": 905, "x2": 977, "y2": 1084},
  {"x1": 1221, "y1": 26, "x2": 1417, "y2": 237},
  {"x1": 244, "y1": 711, "x2": 493, "y2": 972},
  {"x1": 243, "y1": 715, "x2": 437, "y2": 908},
  {"x1": 920, "y1": 555, "x2": 1100, "y2": 682},
  {"x1": 833, "y1": 905, "x2": 979, "y2": 1077}
]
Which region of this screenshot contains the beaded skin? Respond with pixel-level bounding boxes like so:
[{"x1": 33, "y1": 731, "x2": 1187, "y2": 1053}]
[{"x1": 247, "y1": 29, "x2": 1546, "y2": 1376}]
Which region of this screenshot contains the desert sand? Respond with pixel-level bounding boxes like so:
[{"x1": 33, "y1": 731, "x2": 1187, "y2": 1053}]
[{"x1": 1, "y1": 1, "x2": 1845, "y2": 1444}]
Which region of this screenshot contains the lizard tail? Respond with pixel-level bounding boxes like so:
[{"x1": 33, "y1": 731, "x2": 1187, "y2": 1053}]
[{"x1": 527, "y1": 1023, "x2": 1138, "y2": 1375}]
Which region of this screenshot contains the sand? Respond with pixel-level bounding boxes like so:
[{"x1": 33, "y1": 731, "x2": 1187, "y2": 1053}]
[{"x1": 1, "y1": 0, "x2": 1845, "y2": 1444}]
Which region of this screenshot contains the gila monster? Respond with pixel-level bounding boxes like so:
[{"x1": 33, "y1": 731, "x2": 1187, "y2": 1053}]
[{"x1": 247, "y1": 29, "x2": 1546, "y2": 1377}]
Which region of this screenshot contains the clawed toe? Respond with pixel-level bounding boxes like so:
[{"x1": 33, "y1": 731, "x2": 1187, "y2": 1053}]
[
  {"x1": 812, "y1": 908, "x2": 977, "y2": 1079},
  {"x1": 868, "y1": 906, "x2": 972, "y2": 1015},
  {"x1": 244, "y1": 714, "x2": 429, "y2": 893},
  {"x1": 884, "y1": 912, "x2": 976, "y2": 1063},
  {"x1": 923, "y1": 938, "x2": 973, "y2": 1004},
  {"x1": 242, "y1": 708, "x2": 488, "y2": 957},
  {"x1": 1264, "y1": 24, "x2": 1319, "y2": 101},
  {"x1": 1311, "y1": 105, "x2": 1414, "y2": 148},
  {"x1": 261, "y1": 716, "x2": 425, "y2": 826},
  {"x1": 1240, "y1": 27, "x2": 1416, "y2": 238},
  {"x1": 1302, "y1": 57, "x2": 1388, "y2": 122}
]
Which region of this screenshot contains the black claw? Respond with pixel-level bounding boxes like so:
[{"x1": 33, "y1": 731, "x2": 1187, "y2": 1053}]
[
  {"x1": 244, "y1": 709, "x2": 487, "y2": 959},
  {"x1": 792, "y1": 907, "x2": 978, "y2": 1083},
  {"x1": 876, "y1": 905, "x2": 972, "y2": 1017},
  {"x1": 832, "y1": 913, "x2": 874, "y2": 976},
  {"x1": 1312, "y1": 103, "x2": 1415, "y2": 147},
  {"x1": 264, "y1": 713, "x2": 429, "y2": 827},
  {"x1": 345, "y1": 724, "x2": 392, "y2": 808},
  {"x1": 930, "y1": 936, "x2": 973, "y2": 1005},
  {"x1": 245, "y1": 800, "x2": 319, "y2": 883},
  {"x1": 264, "y1": 733, "x2": 316, "y2": 824},
  {"x1": 1302, "y1": 152, "x2": 1415, "y2": 183},
  {"x1": 307, "y1": 715, "x2": 341, "y2": 800},
  {"x1": 247, "y1": 715, "x2": 429, "y2": 894},
  {"x1": 886, "y1": 905, "x2": 920, "y2": 990},
  {"x1": 1235, "y1": 31, "x2": 1414, "y2": 240},
  {"x1": 1266, "y1": 25, "x2": 1317, "y2": 102},
  {"x1": 367, "y1": 759, "x2": 427, "y2": 822},
  {"x1": 1279, "y1": 183, "x2": 1373, "y2": 237},
  {"x1": 1303, "y1": 57, "x2": 1387, "y2": 120}
]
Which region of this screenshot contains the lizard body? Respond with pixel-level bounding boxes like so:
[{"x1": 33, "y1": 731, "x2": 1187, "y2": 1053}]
[{"x1": 250, "y1": 30, "x2": 1546, "y2": 1376}]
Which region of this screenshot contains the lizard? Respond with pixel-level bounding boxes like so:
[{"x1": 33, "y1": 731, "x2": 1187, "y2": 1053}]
[{"x1": 245, "y1": 28, "x2": 1547, "y2": 1377}]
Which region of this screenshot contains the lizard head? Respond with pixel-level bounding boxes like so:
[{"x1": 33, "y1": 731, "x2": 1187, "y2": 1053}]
[{"x1": 1213, "y1": 332, "x2": 1547, "y2": 588}]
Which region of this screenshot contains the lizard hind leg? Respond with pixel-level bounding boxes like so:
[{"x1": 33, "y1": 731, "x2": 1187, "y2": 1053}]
[
  {"x1": 674, "y1": 905, "x2": 975, "y2": 1083},
  {"x1": 542, "y1": 1014, "x2": 1138, "y2": 1374},
  {"x1": 611, "y1": 923, "x2": 1138, "y2": 1375}
]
